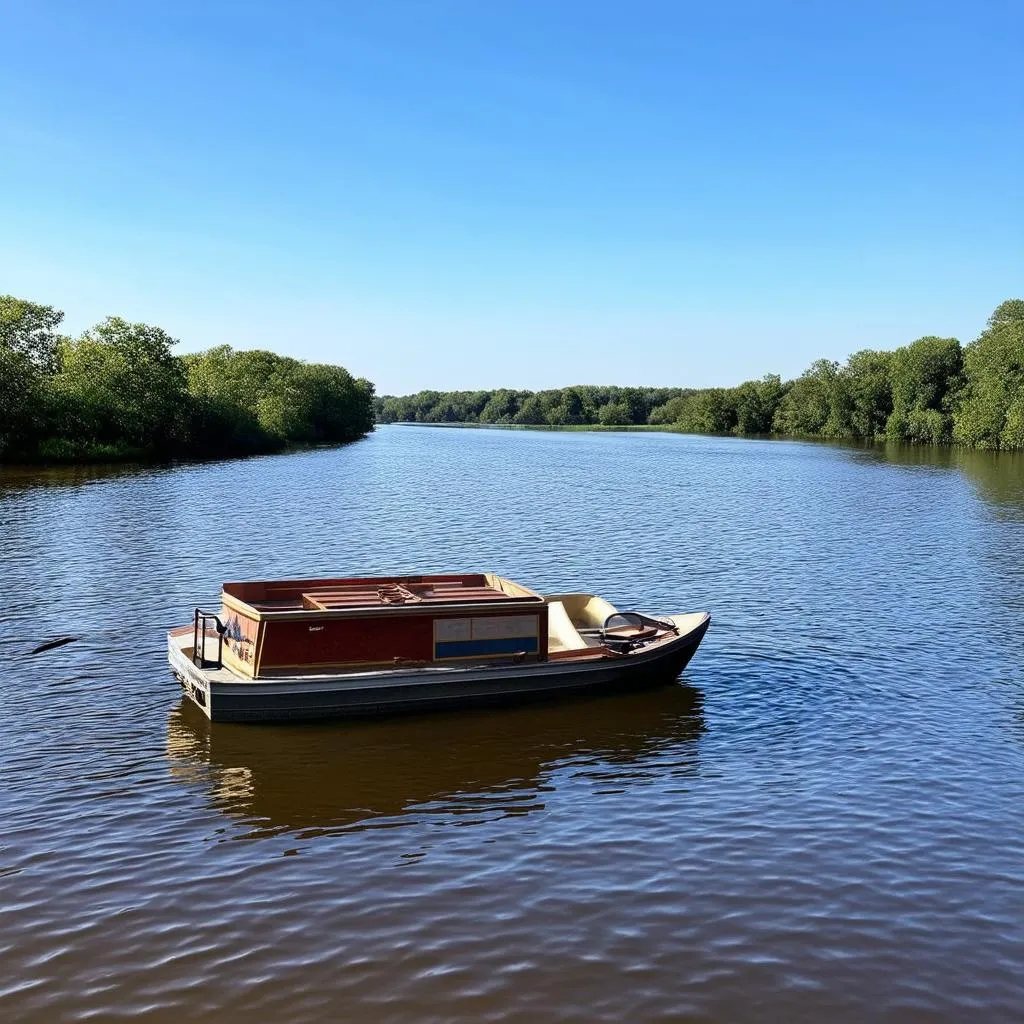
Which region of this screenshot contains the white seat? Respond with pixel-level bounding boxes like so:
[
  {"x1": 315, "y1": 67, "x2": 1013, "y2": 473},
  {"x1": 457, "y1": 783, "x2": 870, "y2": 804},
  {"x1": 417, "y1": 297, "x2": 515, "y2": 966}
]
[
  {"x1": 545, "y1": 593, "x2": 619, "y2": 630},
  {"x1": 546, "y1": 600, "x2": 589, "y2": 653}
]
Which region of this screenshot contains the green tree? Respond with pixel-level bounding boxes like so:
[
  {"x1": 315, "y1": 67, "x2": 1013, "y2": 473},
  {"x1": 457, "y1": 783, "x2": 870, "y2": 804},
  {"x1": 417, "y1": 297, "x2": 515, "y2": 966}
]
[
  {"x1": 0, "y1": 295, "x2": 63, "y2": 371},
  {"x1": 184, "y1": 345, "x2": 273, "y2": 450},
  {"x1": 843, "y1": 350, "x2": 893, "y2": 439},
  {"x1": 304, "y1": 368, "x2": 374, "y2": 440},
  {"x1": 423, "y1": 398, "x2": 463, "y2": 423},
  {"x1": 184, "y1": 347, "x2": 374, "y2": 450},
  {"x1": 513, "y1": 394, "x2": 549, "y2": 424},
  {"x1": 479, "y1": 389, "x2": 521, "y2": 423},
  {"x1": 0, "y1": 296, "x2": 66, "y2": 456},
  {"x1": 50, "y1": 317, "x2": 189, "y2": 454},
  {"x1": 619, "y1": 388, "x2": 648, "y2": 425},
  {"x1": 773, "y1": 360, "x2": 842, "y2": 436},
  {"x1": 377, "y1": 394, "x2": 422, "y2": 423},
  {"x1": 886, "y1": 336, "x2": 962, "y2": 443},
  {"x1": 549, "y1": 386, "x2": 587, "y2": 425},
  {"x1": 598, "y1": 401, "x2": 631, "y2": 426},
  {"x1": 648, "y1": 393, "x2": 692, "y2": 425},
  {"x1": 675, "y1": 389, "x2": 738, "y2": 433},
  {"x1": 953, "y1": 300, "x2": 1024, "y2": 449},
  {"x1": 733, "y1": 374, "x2": 785, "y2": 434},
  {"x1": 0, "y1": 347, "x2": 43, "y2": 455}
]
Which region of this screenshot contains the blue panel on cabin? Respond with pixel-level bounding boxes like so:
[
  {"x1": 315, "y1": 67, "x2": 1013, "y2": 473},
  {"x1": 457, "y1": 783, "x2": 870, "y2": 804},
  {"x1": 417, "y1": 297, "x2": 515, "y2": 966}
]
[{"x1": 435, "y1": 636, "x2": 539, "y2": 659}]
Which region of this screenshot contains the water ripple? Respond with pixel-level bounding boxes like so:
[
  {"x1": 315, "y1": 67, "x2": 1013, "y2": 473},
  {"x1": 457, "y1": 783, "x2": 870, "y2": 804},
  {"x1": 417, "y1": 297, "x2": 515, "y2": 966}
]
[{"x1": 2, "y1": 428, "x2": 1024, "y2": 1022}]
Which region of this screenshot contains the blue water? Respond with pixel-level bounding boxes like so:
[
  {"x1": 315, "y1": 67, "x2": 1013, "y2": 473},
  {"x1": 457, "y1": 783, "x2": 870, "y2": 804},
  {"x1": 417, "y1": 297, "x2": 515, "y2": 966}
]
[{"x1": 1, "y1": 426, "x2": 1023, "y2": 1022}]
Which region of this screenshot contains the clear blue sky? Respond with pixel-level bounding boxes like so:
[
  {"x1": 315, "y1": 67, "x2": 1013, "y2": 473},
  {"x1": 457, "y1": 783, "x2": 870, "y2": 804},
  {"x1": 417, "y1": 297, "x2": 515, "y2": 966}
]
[{"x1": 2, "y1": 1, "x2": 1021, "y2": 395}]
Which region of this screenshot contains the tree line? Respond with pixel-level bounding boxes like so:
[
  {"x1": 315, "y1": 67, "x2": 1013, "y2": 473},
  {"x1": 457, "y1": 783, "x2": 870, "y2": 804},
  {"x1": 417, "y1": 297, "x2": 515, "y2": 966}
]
[
  {"x1": 377, "y1": 300, "x2": 1024, "y2": 449},
  {"x1": 378, "y1": 385, "x2": 695, "y2": 430},
  {"x1": 1, "y1": 295, "x2": 376, "y2": 462}
]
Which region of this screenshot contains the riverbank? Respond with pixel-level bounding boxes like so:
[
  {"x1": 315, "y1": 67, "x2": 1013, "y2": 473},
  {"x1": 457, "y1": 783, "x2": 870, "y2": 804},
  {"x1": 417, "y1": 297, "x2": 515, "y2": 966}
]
[
  {"x1": 0, "y1": 435, "x2": 372, "y2": 468},
  {"x1": 1, "y1": 293, "x2": 376, "y2": 465},
  {"x1": 377, "y1": 299, "x2": 1024, "y2": 450},
  {"x1": 396, "y1": 421, "x2": 681, "y2": 433}
]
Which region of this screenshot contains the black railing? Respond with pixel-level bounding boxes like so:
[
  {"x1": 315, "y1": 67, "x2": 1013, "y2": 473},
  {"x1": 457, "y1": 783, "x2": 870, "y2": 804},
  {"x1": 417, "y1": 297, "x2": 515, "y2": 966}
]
[
  {"x1": 577, "y1": 611, "x2": 680, "y2": 654},
  {"x1": 193, "y1": 608, "x2": 225, "y2": 669}
]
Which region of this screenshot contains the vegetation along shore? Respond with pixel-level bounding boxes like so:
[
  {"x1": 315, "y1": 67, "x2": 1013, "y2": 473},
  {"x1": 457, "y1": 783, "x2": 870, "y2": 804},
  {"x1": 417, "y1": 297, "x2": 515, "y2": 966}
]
[
  {"x1": 5, "y1": 295, "x2": 1020, "y2": 464},
  {"x1": 0, "y1": 294, "x2": 376, "y2": 463},
  {"x1": 378, "y1": 300, "x2": 1024, "y2": 450}
]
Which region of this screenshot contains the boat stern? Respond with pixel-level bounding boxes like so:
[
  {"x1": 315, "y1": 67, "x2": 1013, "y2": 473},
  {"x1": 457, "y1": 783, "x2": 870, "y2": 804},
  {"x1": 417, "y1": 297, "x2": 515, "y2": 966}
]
[{"x1": 168, "y1": 627, "x2": 214, "y2": 719}]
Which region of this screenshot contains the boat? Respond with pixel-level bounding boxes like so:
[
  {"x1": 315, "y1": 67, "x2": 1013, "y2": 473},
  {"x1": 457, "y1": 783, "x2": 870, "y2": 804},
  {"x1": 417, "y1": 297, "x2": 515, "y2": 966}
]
[{"x1": 167, "y1": 573, "x2": 710, "y2": 722}]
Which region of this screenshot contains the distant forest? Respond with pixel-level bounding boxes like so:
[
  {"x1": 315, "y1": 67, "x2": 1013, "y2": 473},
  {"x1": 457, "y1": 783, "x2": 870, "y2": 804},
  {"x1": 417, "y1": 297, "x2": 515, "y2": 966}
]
[
  {"x1": 377, "y1": 300, "x2": 1024, "y2": 450},
  {"x1": 1, "y1": 294, "x2": 376, "y2": 463}
]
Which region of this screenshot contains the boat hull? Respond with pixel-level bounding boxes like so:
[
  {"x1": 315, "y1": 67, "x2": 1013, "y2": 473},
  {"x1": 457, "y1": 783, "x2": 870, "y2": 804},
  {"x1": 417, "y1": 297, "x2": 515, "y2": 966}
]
[{"x1": 169, "y1": 614, "x2": 710, "y2": 723}]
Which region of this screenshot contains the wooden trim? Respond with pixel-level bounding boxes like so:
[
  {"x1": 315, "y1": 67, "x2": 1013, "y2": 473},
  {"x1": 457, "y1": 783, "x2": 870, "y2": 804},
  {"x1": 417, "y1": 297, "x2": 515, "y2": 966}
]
[
  {"x1": 547, "y1": 647, "x2": 609, "y2": 661},
  {"x1": 484, "y1": 573, "x2": 544, "y2": 600},
  {"x1": 258, "y1": 658, "x2": 433, "y2": 673},
  {"x1": 222, "y1": 592, "x2": 257, "y2": 618},
  {"x1": 254, "y1": 619, "x2": 268, "y2": 678},
  {"x1": 228, "y1": 598, "x2": 544, "y2": 623},
  {"x1": 429, "y1": 652, "x2": 544, "y2": 664}
]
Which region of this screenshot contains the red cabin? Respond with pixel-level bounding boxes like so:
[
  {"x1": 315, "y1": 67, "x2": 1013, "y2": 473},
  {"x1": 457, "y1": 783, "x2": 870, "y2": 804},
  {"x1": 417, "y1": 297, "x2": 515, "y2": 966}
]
[{"x1": 217, "y1": 573, "x2": 550, "y2": 678}]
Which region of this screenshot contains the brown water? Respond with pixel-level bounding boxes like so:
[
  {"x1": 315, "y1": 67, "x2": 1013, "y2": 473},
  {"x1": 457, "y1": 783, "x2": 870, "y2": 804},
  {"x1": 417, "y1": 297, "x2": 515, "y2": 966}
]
[{"x1": 2, "y1": 427, "x2": 1024, "y2": 1022}]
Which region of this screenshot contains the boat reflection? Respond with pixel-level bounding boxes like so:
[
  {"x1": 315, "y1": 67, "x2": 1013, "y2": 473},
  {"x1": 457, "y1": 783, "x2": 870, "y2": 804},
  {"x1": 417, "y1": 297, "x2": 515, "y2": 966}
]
[{"x1": 166, "y1": 686, "x2": 705, "y2": 838}]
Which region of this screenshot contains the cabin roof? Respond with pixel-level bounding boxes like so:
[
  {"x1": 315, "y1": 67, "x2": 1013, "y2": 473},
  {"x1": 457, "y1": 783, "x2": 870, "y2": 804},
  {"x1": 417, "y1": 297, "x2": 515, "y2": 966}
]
[{"x1": 222, "y1": 573, "x2": 543, "y2": 614}]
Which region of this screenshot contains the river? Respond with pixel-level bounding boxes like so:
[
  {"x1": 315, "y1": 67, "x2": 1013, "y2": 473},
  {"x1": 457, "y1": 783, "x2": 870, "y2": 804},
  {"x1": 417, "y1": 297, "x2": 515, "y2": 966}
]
[{"x1": 2, "y1": 425, "x2": 1023, "y2": 1022}]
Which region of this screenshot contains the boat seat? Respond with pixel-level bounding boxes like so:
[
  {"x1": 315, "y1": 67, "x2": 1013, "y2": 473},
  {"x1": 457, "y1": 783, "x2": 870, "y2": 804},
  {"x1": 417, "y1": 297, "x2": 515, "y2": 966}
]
[
  {"x1": 546, "y1": 593, "x2": 619, "y2": 631},
  {"x1": 546, "y1": 600, "x2": 589, "y2": 654}
]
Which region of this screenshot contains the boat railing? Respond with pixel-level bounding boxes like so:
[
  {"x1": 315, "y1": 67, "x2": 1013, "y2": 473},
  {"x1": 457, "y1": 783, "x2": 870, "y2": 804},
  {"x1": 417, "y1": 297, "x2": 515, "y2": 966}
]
[{"x1": 193, "y1": 608, "x2": 225, "y2": 669}]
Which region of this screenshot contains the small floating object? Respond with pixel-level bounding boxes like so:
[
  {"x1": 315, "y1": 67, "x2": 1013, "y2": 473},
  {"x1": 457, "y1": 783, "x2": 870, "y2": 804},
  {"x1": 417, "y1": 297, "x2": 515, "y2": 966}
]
[
  {"x1": 28, "y1": 636, "x2": 80, "y2": 655},
  {"x1": 167, "y1": 574, "x2": 710, "y2": 722}
]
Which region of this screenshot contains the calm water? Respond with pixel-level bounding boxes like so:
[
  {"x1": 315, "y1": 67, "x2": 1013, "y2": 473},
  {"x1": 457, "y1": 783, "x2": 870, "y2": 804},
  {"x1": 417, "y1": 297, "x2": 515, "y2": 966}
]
[{"x1": 2, "y1": 426, "x2": 1024, "y2": 1022}]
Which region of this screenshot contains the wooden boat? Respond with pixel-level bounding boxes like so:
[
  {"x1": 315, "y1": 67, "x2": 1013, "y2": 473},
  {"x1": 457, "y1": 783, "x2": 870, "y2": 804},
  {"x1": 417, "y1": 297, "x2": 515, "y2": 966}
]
[{"x1": 167, "y1": 573, "x2": 710, "y2": 722}]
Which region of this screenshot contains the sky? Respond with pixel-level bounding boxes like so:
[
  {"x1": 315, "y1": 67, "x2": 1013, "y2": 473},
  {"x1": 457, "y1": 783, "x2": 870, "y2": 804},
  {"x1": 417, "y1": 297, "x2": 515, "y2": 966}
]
[{"x1": 1, "y1": 0, "x2": 1021, "y2": 395}]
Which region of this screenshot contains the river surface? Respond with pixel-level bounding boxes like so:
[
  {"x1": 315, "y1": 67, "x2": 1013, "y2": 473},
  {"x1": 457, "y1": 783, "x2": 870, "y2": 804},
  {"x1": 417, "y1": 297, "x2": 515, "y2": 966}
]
[{"x1": 2, "y1": 425, "x2": 1023, "y2": 1022}]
